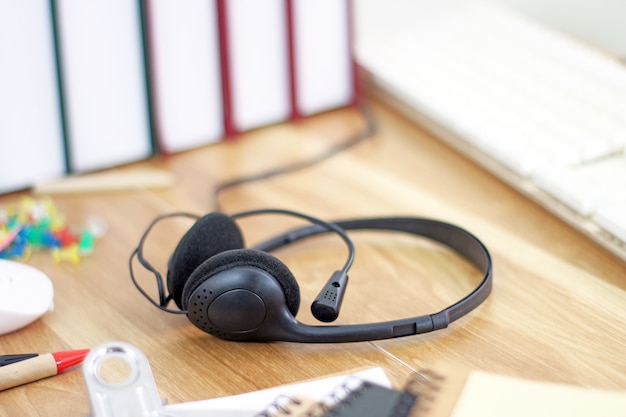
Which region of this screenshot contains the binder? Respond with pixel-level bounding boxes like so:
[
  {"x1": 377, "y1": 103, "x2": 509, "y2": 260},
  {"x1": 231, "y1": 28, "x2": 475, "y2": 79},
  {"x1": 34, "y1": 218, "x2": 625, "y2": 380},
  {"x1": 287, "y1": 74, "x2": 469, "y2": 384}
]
[
  {"x1": 289, "y1": 0, "x2": 358, "y2": 118},
  {"x1": 143, "y1": 0, "x2": 224, "y2": 154},
  {"x1": 52, "y1": 0, "x2": 154, "y2": 173},
  {"x1": 0, "y1": 0, "x2": 67, "y2": 194},
  {"x1": 217, "y1": 0, "x2": 292, "y2": 136}
]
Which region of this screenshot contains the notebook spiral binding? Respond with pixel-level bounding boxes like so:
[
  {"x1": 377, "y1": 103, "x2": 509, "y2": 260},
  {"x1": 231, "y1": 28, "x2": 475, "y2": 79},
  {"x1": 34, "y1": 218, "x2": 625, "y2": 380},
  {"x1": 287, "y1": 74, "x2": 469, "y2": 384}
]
[{"x1": 403, "y1": 369, "x2": 448, "y2": 417}]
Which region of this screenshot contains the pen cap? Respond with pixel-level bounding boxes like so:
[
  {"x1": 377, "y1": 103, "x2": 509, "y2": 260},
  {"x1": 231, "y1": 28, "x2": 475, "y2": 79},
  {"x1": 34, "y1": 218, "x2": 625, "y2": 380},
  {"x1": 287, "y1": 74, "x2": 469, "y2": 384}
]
[{"x1": 52, "y1": 349, "x2": 90, "y2": 373}]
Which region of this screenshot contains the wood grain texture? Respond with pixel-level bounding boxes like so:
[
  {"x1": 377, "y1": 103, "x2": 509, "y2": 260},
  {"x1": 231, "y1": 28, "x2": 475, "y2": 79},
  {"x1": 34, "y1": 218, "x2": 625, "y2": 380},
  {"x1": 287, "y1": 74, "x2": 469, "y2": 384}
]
[{"x1": 0, "y1": 99, "x2": 624, "y2": 416}]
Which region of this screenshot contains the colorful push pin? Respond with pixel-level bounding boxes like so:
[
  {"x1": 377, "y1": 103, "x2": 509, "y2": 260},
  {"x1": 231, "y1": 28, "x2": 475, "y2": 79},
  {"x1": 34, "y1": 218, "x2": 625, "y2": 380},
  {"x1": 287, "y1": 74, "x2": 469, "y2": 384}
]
[
  {"x1": 1, "y1": 243, "x2": 31, "y2": 262},
  {"x1": 0, "y1": 233, "x2": 27, "y2": 260},
  {"x1": 52, "y1": 245, "x2": 80, "y2": 264},
  {"x1": 78, "y1": 230, "x2": 95, "y2": 255},
  {"x1": 54, "y1": 226, "x2": 80, "y2": 247},
  {"x1": 0, "y1": 227, "x2": 21, "y2": 251}
]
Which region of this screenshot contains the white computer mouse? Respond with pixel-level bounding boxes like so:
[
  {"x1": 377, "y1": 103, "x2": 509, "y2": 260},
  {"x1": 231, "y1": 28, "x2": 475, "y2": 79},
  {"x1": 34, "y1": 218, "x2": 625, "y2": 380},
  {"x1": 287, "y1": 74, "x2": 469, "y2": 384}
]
[{"x1": 0, "y1": 259, "x2": 54, "y2": 335}]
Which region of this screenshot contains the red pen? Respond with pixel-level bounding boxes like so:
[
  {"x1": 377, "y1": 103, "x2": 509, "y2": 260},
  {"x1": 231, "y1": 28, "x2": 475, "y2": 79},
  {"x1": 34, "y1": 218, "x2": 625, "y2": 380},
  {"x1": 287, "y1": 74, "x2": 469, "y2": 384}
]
[{"x1": 0, "y1": 349, "x2": 90, "y2": 391}]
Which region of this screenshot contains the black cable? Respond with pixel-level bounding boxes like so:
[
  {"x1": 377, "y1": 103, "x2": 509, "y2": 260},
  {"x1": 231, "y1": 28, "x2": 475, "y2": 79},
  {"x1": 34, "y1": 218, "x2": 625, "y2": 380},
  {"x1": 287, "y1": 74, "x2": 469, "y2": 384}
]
[
  {"x1": 232, "y1": 208, "x2": 355, "y2": 272},
  {"x1": 213, "y1": 104, "x2": 377, "y2": 210},
  {"x1": 129, "y1": 212, "x2": 200, "y2": 314}
]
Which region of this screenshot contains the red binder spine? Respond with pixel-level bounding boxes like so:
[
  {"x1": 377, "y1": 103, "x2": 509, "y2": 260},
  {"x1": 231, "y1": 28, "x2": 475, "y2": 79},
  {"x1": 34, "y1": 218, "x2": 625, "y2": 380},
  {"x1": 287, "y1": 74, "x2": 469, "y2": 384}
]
[
  {"x1": 347, "y1": 0, "x2": 361, "y2": 107},
  {"x1": 216, "y1": 0, "x2": 237, "y2": 138},
  {"x1": 285, "y1": 0, "x2": 300, "y2": 122}
]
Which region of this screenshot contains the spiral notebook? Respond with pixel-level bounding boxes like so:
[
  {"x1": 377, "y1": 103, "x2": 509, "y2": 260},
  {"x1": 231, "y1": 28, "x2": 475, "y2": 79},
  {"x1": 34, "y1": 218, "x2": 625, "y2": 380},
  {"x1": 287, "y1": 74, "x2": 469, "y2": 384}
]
[{"x1": 259, "y1": 362, "x2": 626, "y2": 417}]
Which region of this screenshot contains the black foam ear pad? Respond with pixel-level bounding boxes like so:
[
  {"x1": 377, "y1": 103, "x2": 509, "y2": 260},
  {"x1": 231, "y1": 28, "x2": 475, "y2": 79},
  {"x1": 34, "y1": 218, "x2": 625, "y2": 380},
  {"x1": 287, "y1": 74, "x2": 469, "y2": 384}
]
[
  {"x1": 167, "y1": 212, "x2": 244, "y2": 308},
  {"x1": 181, "y1": 248, "x2": 301, "y2": 317}
]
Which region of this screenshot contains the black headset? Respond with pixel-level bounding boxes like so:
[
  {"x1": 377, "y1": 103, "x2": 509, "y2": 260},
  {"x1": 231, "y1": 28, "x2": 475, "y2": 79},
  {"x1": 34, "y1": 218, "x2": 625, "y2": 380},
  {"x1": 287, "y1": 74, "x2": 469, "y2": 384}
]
[{"x1": 130, "y1": 208, "x2": 492, "y2": 343}]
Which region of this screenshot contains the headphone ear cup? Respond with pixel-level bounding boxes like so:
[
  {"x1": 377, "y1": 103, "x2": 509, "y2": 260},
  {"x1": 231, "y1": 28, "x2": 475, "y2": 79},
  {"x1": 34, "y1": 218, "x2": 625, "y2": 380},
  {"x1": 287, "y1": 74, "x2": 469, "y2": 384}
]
[
  {"x1": 167, "y1": 212, "x2": 244, "y2": 308},
  {"x1": 181, "y1": 249, "x2": 301, "y2": 317}
]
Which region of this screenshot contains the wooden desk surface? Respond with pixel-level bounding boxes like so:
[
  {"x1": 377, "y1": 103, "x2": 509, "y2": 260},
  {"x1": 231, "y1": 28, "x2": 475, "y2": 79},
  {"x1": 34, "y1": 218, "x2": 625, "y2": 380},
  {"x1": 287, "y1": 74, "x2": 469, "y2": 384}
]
[{"x1": 1, "y1": 99, "x2": 625, "y2": 415}]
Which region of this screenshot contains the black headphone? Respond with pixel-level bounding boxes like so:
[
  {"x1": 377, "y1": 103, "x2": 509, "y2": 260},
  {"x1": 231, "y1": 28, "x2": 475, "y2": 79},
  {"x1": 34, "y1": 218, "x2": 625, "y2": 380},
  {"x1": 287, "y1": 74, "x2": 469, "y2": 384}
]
[{"x1": 130, "y1": 208, "x2": 492, "y2": 343}]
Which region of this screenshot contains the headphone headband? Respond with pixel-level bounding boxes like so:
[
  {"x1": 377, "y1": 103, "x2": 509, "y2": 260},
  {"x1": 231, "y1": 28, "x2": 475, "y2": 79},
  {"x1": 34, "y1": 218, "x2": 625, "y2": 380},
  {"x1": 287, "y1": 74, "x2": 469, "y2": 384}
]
[{"x1": 253, "y1": 217, "x2": 492, "y2": 329}]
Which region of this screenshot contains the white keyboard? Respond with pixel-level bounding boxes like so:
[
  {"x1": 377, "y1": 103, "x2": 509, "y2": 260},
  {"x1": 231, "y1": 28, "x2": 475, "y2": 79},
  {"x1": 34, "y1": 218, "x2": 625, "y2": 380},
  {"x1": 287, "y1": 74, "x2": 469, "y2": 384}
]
[{"x1": 356, "y1": 1, "x2": 626, "y2": 262}]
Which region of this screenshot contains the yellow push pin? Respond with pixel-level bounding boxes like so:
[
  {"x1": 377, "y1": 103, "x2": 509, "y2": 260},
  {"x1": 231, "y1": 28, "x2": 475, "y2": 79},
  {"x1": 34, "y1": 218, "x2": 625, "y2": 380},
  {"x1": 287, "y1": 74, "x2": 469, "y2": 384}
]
[{"x1": 52, "y1": 245, "x2": 80, "y2": 264}]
